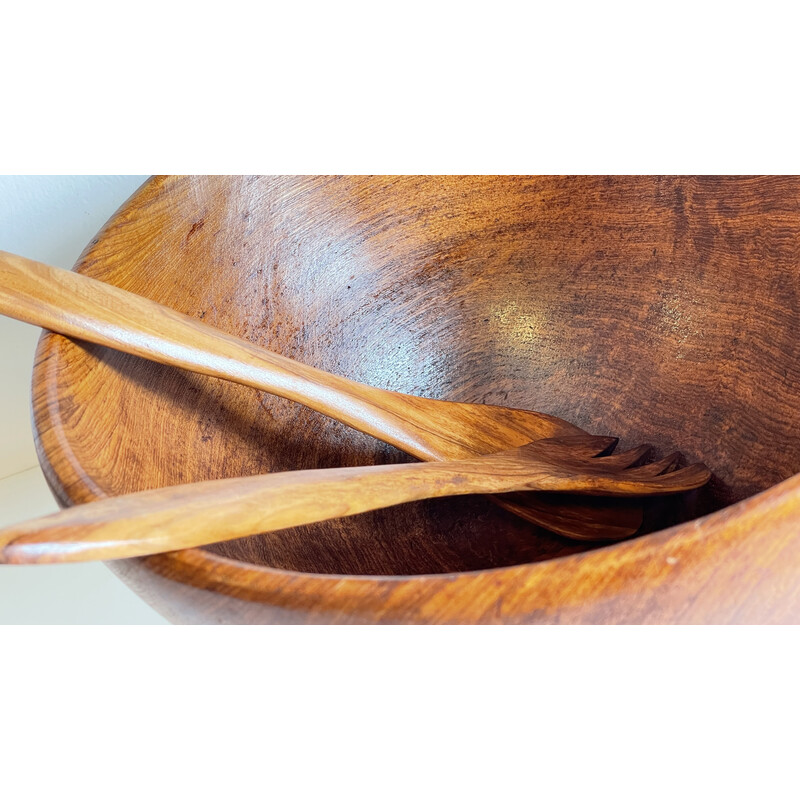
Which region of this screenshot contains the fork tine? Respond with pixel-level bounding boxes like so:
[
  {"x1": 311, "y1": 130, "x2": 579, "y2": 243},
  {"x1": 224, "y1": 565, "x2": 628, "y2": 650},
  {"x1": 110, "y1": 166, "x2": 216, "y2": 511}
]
[
  {"x1": 604, "y1": 462, "x2": 711, "y2": 495},
  {"x1": 594, "y1": 444, "x2": 652, "y2": 468},
  {"x1": 625, "y1": 452, "x2": 682, "y2": 477},
  {"x1": 633, "y1": 462, "x2": 711, "y2": 492}
]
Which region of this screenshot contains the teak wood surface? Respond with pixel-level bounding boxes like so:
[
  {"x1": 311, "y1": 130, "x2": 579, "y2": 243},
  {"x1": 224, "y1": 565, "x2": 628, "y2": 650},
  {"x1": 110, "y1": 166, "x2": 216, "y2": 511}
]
[
  {"x1": 0, "y1": 249, "x2": 644, "y2": 541},
  {"x1": 0, "y1": 437, "x2": 709, "y2": 564},
  {"x1": 28, "y1": 175, "x2": 800, "y2": 623}
]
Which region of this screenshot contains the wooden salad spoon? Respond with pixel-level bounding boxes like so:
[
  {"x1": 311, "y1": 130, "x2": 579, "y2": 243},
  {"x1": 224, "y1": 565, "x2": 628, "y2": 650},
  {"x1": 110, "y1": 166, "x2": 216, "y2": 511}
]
[
  {"x1": 0, "y1": 435, "x2": 710, "y2": 564},
  {"x1": 0, "y1": 251, "x2": 666, "y2": 540}
]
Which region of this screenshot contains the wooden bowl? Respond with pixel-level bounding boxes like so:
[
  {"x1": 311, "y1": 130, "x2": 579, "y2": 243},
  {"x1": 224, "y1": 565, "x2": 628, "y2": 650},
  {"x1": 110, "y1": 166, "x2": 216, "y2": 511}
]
[{"x1": 31, "y1": 176, "x2": 800, "y2": 623}]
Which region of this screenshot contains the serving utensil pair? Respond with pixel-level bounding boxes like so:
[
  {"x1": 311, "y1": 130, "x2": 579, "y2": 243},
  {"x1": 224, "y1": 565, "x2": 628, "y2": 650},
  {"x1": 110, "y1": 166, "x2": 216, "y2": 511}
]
[{"x1": 0, "y1": 251, "x2": 710, "y2": 563}]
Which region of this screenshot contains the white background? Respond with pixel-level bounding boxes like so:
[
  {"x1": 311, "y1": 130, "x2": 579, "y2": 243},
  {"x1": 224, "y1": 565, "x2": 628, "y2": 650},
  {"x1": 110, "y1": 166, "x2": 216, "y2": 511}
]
[
  {"x1": 0, "y1": 175, "x2": 166, "y2": 623},
  {"x1": 3, "y1": 5, "x2": 796, "y2": 797}
]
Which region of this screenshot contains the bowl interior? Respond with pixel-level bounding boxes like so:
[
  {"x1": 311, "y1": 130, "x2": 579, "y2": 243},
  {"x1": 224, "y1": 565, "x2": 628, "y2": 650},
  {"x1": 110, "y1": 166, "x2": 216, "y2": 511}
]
[{"x1": 36, "y1": 176, "x2": 800, "y2": 575}]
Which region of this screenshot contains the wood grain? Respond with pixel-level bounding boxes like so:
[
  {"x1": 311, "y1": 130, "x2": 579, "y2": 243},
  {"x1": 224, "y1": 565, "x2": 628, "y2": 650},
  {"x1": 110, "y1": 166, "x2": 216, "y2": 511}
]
[
  {"x1": 0, "y1": 249, "x2": 638, "y2": 540},
  {"x1": 28, "y1": 175, "x2": 800, "y2": 623},
  {"x1": 0, "y1": 436, "x2": 708, "y2": 564}
]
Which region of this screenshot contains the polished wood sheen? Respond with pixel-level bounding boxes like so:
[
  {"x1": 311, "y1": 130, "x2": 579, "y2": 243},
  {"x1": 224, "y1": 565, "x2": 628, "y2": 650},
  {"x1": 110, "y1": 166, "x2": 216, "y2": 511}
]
[
  {"x1": 0, "y1": 249, "x2": 648, "y2": 540},
  {"x1": 0, "y1": 436, "x2": 709, "y2": 564},
  {"x1": 28, "y1": 176, "x2": 800, "y2": 623}
]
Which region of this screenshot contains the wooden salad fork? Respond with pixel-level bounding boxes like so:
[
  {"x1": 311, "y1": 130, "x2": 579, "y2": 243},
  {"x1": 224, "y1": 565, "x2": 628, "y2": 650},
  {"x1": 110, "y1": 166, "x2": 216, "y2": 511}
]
[
  {"x1": 0, "y1": 251, "x2": 687, "y2": 540},
  {"x1": 0, "y1": 435, "x2": 710, "y2": 564}
]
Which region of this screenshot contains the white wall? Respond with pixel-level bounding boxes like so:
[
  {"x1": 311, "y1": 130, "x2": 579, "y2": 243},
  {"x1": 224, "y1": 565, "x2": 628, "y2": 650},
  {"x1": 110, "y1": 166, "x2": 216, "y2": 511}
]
[{"x1": 0, "y1": 175, "x2": 167, "y2": 623}]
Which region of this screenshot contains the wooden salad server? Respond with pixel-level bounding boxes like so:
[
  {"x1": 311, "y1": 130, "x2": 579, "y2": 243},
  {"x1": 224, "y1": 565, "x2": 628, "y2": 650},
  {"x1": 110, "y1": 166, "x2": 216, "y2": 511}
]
[
  {"x1": 0, "y1": 435, "x2": 710, "y2": 564},
  {"x1": 0, "y1": 250, "x2": 664, "y2": 540}
]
